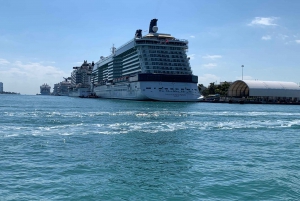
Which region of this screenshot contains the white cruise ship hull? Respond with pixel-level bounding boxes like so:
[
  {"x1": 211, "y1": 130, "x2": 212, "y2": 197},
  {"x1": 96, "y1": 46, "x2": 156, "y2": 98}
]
[
  {"x1": 94, "y1": 81, "x2": 200, "y2": 102},
  {"x1": 69, "y1": 88, "x2": 90, "y2": 97}
]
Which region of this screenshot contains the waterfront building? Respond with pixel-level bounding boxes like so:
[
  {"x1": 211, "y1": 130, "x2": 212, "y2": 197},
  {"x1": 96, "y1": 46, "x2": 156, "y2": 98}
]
[{"x1": 228, "y1": 80, "x2": 300, "y2": 102}]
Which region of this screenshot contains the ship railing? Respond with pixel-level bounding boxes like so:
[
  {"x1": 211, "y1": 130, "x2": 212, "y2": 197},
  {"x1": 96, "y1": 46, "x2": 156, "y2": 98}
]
[
  {"x1": 136, "y1": 37, "x2": 188, "y2": 43},
  {"x1": 116, "y1": 39, "x2": 134, "y2": 52},
  {"x1": 135, "y1": 39, "x2": 188, "y2": 47},
  {"x1": 97, "y1": 39, "x2": 134, "y2": 64}
]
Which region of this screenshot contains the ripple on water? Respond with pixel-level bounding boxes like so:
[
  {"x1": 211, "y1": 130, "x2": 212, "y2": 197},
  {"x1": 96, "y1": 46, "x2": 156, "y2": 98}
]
[{"x1": 1, "y1": 96, "x2": 300, "y2": 200}]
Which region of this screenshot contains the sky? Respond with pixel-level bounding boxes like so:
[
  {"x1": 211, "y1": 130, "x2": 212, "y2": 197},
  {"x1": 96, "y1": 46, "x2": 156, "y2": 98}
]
[{"x1": 1, "y1": 0, "x2": 300, "y2": 95}]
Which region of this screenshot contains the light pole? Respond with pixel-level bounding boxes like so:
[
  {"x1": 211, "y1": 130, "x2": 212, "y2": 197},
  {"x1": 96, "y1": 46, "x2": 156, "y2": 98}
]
[{"x1": 241, "y1": 65, "x2": 244, "y2": 80}]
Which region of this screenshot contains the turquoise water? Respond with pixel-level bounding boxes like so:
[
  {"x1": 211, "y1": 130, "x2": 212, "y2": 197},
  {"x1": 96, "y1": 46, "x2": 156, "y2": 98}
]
[{"x1": 1, "y1": 94, "x2": 300, "y2": 200}]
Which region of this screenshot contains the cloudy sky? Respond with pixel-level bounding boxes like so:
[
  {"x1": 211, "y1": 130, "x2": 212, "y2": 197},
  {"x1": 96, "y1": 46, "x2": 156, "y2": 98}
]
[{"x1": 1, "y1": 0, "x2": 300, "y2": 94}]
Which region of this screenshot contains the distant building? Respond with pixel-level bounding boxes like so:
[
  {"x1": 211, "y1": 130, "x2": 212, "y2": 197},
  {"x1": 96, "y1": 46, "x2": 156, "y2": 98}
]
[{"x1": 0, "y1": 82, "x2": 3, "y2": 93}]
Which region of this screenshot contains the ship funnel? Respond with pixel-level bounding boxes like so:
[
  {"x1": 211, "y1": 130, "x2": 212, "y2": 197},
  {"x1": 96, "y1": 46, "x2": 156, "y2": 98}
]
[
  {"x1": 135, "y1": 29, "x2": 142, "y2": 38},
  {"x1": 149, "y1": 19, "x2": 158, "y2": 33}
]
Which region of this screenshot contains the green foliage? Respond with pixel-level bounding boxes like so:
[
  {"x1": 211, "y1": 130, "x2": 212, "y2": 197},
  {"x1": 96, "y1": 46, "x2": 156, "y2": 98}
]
[
  {"x1": 208, "y1": 82, "x2": 215, "y2": 94},
  {"x1": 218, "y1": 82, "x2": 231, "y2": 96},
  {"x1": 198, "y1": 81, "x2": 231, "y2": 97},
  {"x1": 198, "y1": 83, "x2": 209, "y2": 96}
]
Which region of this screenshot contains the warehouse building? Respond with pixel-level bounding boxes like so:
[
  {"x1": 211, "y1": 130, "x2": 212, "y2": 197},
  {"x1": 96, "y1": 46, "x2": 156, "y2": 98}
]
[{"x1": 227, "y1": 80, "x2": 300, "y2": 102}]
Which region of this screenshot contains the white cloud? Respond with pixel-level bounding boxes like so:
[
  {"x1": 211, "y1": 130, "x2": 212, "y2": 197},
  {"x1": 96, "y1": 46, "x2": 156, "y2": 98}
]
[
  {"x1": 12, "y1": 61, "x2": 65, "y2": 78},
  {"x1": 262, "y1": 35, "x2": 271, "y2": 40},
  {"x1": 202, "y1": 63, "x2": 217, "y2": 69},
  {"x1": 279, "y1": 34, "x2": 288, "y2": 40},
  {"x1": 0, "y1": 59, "x2": 68, "y2": 94},
  {"x1": 248, "y1": 17, "x2": 278, "y2": 26},
  {"x1": 190, "y1": 35, "x2": 195, "y2": 38},
  {"x1": 295, "y1": 40, "x2": 300, "y2": 44},
  {"x1": 202, "y1": 55, "x2": 222, "y2": 60},
  {"x1": 0, "y1": 58, "x2": 10, "y2": 65},
  {"x1": 188, "y1": 54, "x2": 195, "y2": 60}
]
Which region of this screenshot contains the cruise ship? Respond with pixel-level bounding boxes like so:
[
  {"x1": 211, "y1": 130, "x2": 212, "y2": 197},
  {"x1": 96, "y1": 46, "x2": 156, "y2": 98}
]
[
  {"x1": 92, "y1": 19, "x2": 200, "y2": 101},
  {"x1": 53, "y1": 78, "x2": 72, "y2": 96},
  {"x1": 39, "y1": 83, "x2": 51, "y2": 95},
  {"x1": 69, "y1": 60, "x2": 94, "y2": 97}
]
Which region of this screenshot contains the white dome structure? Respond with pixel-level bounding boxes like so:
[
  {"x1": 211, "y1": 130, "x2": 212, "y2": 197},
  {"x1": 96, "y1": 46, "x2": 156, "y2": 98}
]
[{"x1": 228, "y1": 80, "x2": 300, "y2": 99}]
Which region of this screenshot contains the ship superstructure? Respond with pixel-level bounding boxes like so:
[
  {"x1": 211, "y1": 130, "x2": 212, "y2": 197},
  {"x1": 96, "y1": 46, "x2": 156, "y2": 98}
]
[
  {"x1": 69, "y1": 60, "x2": 94, "y2": 97},
  {"x1": 40, "y1": 83, "x2": 51, "y2": 95},
  {"x1": 92, "y1": 19, "x2": 200, "y2": 101},
  {"x1": 0, "y1": 82, "x2": 3, "y2": 93},
  {"x1": 53, "y1": 77, "x2": 72, "y2": 96}
]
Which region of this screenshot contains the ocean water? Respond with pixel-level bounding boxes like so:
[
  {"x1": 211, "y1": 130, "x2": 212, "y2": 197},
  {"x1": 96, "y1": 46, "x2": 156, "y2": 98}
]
[{"x1": 1, "y1": 94, "x2": 300, "y2": 200}]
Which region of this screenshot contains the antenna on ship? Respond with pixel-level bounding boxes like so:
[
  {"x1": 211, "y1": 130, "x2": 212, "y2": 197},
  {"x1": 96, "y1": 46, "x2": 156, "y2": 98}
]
[
  {"x1": 111, "y1": 44, "x2": 116, "y2": 55},
  {"x1": 63, "y1": 77, "x2": 69, "y2": 82}
]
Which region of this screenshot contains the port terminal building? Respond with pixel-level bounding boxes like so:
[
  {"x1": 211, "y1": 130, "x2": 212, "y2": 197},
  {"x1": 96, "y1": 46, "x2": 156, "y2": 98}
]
[{"x1": 227, "y1": 80, "x2": 300, "y2": 102}]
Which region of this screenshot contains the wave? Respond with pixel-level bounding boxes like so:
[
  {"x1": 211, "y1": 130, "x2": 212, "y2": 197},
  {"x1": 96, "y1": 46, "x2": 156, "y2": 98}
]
[
  {"x1": 3, "y1": 110, "x2": 300, "y2": 119},
  {"x1": 2, "y1": 118, "x2": 300, "y2": 137}
]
